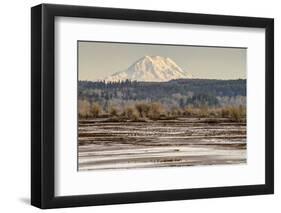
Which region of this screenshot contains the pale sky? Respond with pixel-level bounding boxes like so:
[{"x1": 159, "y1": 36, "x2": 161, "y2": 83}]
[{"x1": 78, "y1": 41, "x2": 246, "y2": 81}]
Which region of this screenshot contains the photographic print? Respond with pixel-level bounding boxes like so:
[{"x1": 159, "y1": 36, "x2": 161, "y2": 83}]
[
  {"x1": 31, "y1": 4, "x2": 274, "y2": 208},
  {"x1": 78, "y1": 41, "x2": 247, "y2": 171}
]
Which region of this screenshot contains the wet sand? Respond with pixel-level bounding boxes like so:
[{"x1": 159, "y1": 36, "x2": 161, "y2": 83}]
[{"x1": 78, "y1": 118, "x2": 246, "y2": 171}]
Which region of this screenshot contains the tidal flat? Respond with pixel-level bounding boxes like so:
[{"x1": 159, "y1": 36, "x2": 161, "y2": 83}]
[{"x1": 78, "y1": 117, "x2": 246, "y2": 171}]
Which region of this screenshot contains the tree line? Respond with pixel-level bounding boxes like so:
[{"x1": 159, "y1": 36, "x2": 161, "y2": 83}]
[{"x1": 78, "y1": 79, "x2": 246, "y2": 110}]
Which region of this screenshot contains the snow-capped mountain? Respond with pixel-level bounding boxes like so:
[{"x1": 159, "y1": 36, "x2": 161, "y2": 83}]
[{"x1": 104, "y1": 56, "x2": 192, "y2": 82}]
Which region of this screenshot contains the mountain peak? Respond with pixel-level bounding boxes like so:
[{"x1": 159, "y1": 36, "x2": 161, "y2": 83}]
[
  {"x1": 105, "y1": 56, "x2": 192, "y2": 82},
  {"x1": 140, "y1": 55, "x2": 172, "y2": 62}
]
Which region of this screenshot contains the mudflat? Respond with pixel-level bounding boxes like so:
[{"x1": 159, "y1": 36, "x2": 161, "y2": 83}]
[{"x1": 78, "y1": 117, "x2": 246, "y2": 171}]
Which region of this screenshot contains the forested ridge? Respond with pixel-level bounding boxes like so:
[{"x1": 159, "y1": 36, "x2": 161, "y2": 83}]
[{"x1": 79, "y1": 79, "x2": 246, "y2": 109}]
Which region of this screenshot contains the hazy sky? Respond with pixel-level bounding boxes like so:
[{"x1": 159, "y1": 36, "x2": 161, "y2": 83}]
[{"x1": 78, "y1": 41, "x2": 246, "y2": 81}]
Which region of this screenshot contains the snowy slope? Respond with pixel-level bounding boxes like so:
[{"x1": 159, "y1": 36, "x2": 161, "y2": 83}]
[{"x1": 104, "y1": 56, "x2": 192, "y2": 82}]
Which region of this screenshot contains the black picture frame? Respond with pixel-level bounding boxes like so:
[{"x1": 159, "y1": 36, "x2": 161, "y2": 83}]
[{"x1": 31, "y1": 3, "x2": 274, "y2": 209}]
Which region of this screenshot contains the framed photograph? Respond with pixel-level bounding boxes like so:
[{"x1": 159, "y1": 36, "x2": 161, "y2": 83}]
[{"x1": 31, "y1": 4, "x2": 274, "y2": 209}]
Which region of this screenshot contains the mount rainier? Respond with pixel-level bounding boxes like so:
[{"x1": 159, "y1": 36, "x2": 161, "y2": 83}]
[{"x1": 104, "y1": 56, "x2": 192, "y2": 82}]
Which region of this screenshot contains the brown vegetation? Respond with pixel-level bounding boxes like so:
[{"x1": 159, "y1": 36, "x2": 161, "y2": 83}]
[
  {"x1": 123, "y1": 106, "x2": 140, "y2": 121},
  {"x1": 109, "y1": 106, "x2": 118, "y2": 117},
  {"x1": 78, "y1": 100, "x2": 91, "y2": 118},
  {"x1": 91, "y1": 103, "x2": 101, "y2": 118},
  {"x1": 78, "y1": 100, "x2": 246, "y2": 122}
]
